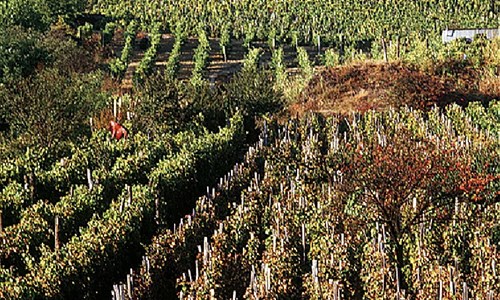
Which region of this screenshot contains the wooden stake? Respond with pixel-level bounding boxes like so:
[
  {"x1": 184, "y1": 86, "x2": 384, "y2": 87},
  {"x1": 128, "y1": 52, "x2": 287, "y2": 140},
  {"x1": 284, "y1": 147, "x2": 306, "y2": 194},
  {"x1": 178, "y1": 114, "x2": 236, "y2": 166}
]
[
  {"x1": 439, "y1": 279, "x2": 443, "y2": 300},
  {"x1": 29, "y1": 172, "x2": 35, "y2": 201},
  {"x1": 195, "y1": 260, "x2": 199, "y2": 280},
  {"x1": 449, "y1": 266, "x2": 455, "y2": 296},
  {"x1": 113, "y1": 97, "x2": 117, "y2": 119},
  {"x1": 113, "y1": 285, "x2": 119, "y2": 300},
  {"x1": 396, "y1": 266, "x2": 400, "y2": 298},
  {"x1": 127, "y1": 185, "x2": 132, "y2": 206},
  {"x1": 317, "y1": 35, "x2": 321, "y2": 55},
  {"x1": 127, "y1": 273, "x2": 133, "y2": 298},
  {"x1": 302, "y1": 223, "x2": 306, "y2": 261},
  {"x1": 155, "y1": 197, "x2": 160, "y2": 225},
  {"x1": 203, "y1": 237, "x2": 209, "y2": 264},
  {"x1": 87, "y1": 168, "x2": 93, "y2": 191},
  {"x1": 396, "y1": 36, "x2": 400, "y2": 59},
  {"x1": 55, "y1": 216, "x2": 60, "y2": 258},
  {"x1": 382, "y1": 37, "x2": 388, "y2": 62},
  {"x1": 120, "y1": 284, "x2": 124, "y2": 300}
]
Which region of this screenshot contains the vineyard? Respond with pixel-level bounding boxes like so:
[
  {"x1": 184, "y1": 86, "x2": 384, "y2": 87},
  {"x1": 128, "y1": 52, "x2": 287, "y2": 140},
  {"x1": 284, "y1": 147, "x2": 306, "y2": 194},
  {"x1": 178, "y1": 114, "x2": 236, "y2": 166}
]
[
  {"x1": 90, "y1": 0, "x2": 499, "y2": 44},
  {"x1": 169, "y1": 103, "x2": 500, "y2": 299},
  {"x1": 1, "y1": 0, "x2": 500, "y2": 299},
  {"x1": 2, "y1": 99, "x2": 498, "y2": 299}
]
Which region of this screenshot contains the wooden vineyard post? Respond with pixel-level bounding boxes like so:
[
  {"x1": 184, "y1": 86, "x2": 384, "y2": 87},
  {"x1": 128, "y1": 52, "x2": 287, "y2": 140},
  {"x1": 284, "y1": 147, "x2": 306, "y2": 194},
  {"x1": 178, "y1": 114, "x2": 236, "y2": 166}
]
[
  {"x1": 87, "y1": 168, "x2": 93, "y2": 191},
  {"x1": 195, "y1": 260, "x2": 199, "y2": 280},
  {"x1": 312, "y1": 259, "x2": 319, "y2": 292},
  {"x1": 302, "y1": 223, "x2": 306, "y2": 261},
  {"x1": 112, "y1": 283, "x2": 125, "y2": 300},
  {"x1": 113, "y1": 97, "x2": 117, "y2": 120},
  {"x1": 449, "y1": 266, "x2": 455, "y2": 296},
  {"x1": 155, "y1": 197, "x2": 160, "y2": 225},
  {"x1": 127, "y1": 184, "x2": 132, "y2": 206},
  {"x1": 439, "y1": 279, "x2": 443, "y2": 300},
  {"x1": 55, "y1": 216, "x2": 60, "y2": 258},
  {"x1": 462, "y1": 282, "x2": 468, "y2": 300},
  {"x1": 396, "y1": 265, "x2": 400, "y2": 298},
  {"x1": 317, "y1": 35, "x2": 321, "y2": 55},
  {"x1": 396, "y1": 35, "x2": 401, "y2": 59},
  {"x1": 126, "y1": 268, "x2": 134, "y2": 298},
  {"x1": 382, "y1": 37, "x2": 388, "y2": 62},
  {"x1": 26, "y1": 171, "x2": 35, "y2": 201},
  {"x1": 0, "y1": 211, "x2": 1, "y2": 266}
]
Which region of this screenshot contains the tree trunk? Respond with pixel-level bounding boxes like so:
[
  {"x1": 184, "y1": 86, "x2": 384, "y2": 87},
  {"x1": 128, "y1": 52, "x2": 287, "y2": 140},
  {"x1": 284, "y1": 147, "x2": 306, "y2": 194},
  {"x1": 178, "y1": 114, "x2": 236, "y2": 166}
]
[
  {"x1": 395, "y1": 241, "x2": 411, "y2": 298},
  {"x1": 388, "y1": 216, "x2": 412, "y2": 298}
]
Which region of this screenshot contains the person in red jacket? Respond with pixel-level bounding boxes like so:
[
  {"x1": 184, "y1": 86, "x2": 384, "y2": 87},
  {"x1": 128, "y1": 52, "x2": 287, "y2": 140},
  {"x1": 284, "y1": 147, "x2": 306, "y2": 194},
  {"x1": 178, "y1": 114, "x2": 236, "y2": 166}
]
[{"x1": 109, "y1": 120, "x2": 128, "y2": 140}]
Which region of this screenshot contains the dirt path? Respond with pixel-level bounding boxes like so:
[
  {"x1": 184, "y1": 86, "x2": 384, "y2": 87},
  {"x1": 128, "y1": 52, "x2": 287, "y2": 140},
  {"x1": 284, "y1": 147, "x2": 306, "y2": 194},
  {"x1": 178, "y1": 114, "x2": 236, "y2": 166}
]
[
  {"x1": 206, "y1": 38, "x2": 244, "y2": 83},
  {"x1": 176, "y1": 37, "x2": 199, "y2": 80},
  {"x1": 118, "y1": 33, "x2": 327, "y2": 90},
  {"x1": 155, "y1": 34, "x2": 175, "y2": 68}
]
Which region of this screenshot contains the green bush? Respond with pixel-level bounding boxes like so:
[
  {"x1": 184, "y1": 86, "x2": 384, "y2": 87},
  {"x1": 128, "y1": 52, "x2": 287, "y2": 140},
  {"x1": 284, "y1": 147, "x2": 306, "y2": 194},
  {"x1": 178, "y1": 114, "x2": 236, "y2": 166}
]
[
  {"x1": 40, "y1": 30, "x2": 96, "y2": 74},
  {"x1": 0, "y1": 69, "x2": 108, "y2": 147},
  {"x1": 223, "y1": 67, "x2": 284, "y2": 118},
  {"x1": 324, "y1": 48, "x2": 340, "y2": 67},
  {"x1": 0, "y1": 0, "x2": 86, "y2": 31},
  {"x1": 0, "y1": 26, "x2": 48, "y2": 83},
  {"x1": 0, "y1": 0, "x2": 51, "y2": 31},
  {"x1": 133, "y1": 74, "x2": 186, "y2": 134}
]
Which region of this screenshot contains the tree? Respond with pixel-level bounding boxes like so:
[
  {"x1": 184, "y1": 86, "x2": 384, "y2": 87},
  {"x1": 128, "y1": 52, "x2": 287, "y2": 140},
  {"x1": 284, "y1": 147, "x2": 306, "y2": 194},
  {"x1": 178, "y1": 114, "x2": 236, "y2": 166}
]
[
  {"x1": 335, "y1": 129, "x2": 471, "y2": 297},
  {"x1": 44, "y1": 0, "x2": 86, "y2": 21},
  {"x1": 132, "y1": 73, "x2": 185, "y2": 135},
  {"x1": 0, "y1": 69, "x2": 108, "y2": 147},
  {"x1": 0, "y1": 0, "x2": 51, "y2": 31},
  {"x1": 0, "y1": 0, "x2": 86, "y2": 31},
  {"x1": 0, "y1": 26, "x2": 48, "y2": 84}
]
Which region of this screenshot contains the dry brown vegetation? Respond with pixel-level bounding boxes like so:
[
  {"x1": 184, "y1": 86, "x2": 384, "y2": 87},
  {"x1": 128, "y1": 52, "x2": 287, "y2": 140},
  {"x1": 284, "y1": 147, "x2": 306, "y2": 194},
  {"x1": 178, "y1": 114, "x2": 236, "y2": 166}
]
[{"x1": 292, "y1": 61, "x2": 500, "y2": 116}]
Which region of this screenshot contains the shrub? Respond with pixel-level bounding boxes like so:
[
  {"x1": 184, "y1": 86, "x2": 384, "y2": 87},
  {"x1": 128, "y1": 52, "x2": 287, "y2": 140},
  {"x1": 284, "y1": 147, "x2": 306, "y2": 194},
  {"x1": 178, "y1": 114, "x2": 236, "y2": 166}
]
[
  {"x1": 0, "y1": 69, "x2": 108, "y2": 147},
  {"x1": 223, "y1": 67, "x2": 284, "y2": 118},
  {"x1": 0, "y1": 26, "x2": 48, "y2": 83}
]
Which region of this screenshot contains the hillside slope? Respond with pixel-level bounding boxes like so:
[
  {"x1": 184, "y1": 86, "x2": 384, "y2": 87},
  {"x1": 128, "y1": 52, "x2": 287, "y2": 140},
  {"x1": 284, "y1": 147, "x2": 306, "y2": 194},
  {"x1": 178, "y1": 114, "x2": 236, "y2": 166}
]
[{"x1": 293, "y1": 61, "x2": 500, "y2": 115}]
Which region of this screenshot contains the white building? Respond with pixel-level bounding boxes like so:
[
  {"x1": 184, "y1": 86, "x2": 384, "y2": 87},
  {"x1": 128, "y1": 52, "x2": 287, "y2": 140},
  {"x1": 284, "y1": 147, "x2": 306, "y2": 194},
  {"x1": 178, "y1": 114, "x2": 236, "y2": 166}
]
[{"x1": 442, "y1": 28, "x2": 499, "y2": 43}]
